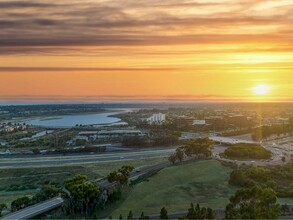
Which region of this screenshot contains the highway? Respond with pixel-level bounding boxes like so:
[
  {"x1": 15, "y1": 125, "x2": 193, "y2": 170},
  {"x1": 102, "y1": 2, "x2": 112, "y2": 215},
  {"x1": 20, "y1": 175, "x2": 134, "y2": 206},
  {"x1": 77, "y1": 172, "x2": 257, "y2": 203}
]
[
  {"x1": 0, "y1": 147, "x2": 177, "y2": 168},
  {"x1": 0, "y1": 197, "x2": 64, "y2": 220}
]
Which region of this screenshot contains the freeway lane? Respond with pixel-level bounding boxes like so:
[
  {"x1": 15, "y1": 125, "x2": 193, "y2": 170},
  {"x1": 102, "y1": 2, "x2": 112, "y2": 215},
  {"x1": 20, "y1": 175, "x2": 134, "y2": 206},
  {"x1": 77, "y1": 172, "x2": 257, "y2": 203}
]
[
  {"x1": 0, "y1": 197, "x2": 64, "y2": 220},
  {"x1": 0, "y1": 148, "x2": 176, "y2": 168}
]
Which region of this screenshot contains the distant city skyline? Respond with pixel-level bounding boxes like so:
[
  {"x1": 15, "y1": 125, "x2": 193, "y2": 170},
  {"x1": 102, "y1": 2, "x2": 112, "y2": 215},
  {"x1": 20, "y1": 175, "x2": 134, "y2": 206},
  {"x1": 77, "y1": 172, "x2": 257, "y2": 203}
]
[{"x1": 0, "y1": 0, "x2": 292, "y2": 102}]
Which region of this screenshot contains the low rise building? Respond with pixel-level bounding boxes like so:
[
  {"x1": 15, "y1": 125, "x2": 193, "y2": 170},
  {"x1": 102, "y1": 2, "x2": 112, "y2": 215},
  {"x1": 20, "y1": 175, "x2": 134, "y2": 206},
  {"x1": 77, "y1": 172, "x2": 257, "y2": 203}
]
[
  {"x1": 0, "y1": 140, "x2": 8, "y2": 147},
  {"x1": 73, "y1": 135, "x2": 89, "y2": 142},
  {"x1": 97, "y1": 130, "x2": 143, "y2": 139},
  {"x1": 192, "y1": 120, "x2": 207, "y2": 130},
  {"x1": 174, "y1": 116, "x2": 194, "y2": 127}
]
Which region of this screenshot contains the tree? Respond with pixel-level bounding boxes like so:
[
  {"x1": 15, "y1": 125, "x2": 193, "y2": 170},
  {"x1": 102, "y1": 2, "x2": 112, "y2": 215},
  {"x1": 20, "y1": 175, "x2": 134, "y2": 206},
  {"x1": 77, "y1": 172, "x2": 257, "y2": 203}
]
[
  {"x1": 176, "y1": 148, "x2": 184, "y2": 162},
  {"x1": 139, "y1": 212, "x2": 145, "y2": 220},
  {"x1": 0, "y1": 204, "x2": 7, "y2": 217},
  {"x1": 32, "y1": 185, "x2": 60, "y2": 203},
  {"x1": 195, "y1": 203, "x2": 201, "y2": 219},
  {"x1": 181, "y1": 203, "x2": 214, "y2": 220},
  {"x1": 281, "y1": 204, "x2": 290, "y2": 215},
  {"x1": 133, "y1": 211, "x2": 149, "y2": 220},
  {"x1": 225, "y1": 185, "x2": 280, "y2": 219},
  {"x1": 181, "y1": 138, "x2": 213, "y2": 159},
  {"x1": 127, "y1": 210, "x2": 133, "y2": 219},
  {"x1": 65, "y1": 174, "x2": 100, "y2": 215},
  {"x1": 107, "y1": 166, "x2": 134, "y2": 185},
  {"x1": 11, "y1": 196, "x2": 32, "y2": 212},
  {"x1": 200, "y1": 207, "x2": 207, "y2": 219},
  {"x1": 206, "y1": 208, "x2": 214, "y2": 219},
  {"x1": 168, "y1": 154, "x2": 177, "y2": 165},
  {"x1": 160, "y1": 207, "x2": 168, "y2": 219},
  {"x1": 32, "y1": 148, "x2": 40, "y2": 154},
  {"x1": 282, "y1": 156, "x2": 286, "y2": 163},
  {"x1": 187, "y1": 203, "x2": 195, "y2": 219},
  {"x1": 119, "y1": 214, "x2": 123, "y2": 220}
]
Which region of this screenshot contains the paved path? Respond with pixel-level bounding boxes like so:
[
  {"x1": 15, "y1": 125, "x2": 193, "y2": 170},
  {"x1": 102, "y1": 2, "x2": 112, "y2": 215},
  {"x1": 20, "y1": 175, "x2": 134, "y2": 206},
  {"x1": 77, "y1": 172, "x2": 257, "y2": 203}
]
[{"x1": 0, "y1": 197, "x2": 64, "y2": 220}]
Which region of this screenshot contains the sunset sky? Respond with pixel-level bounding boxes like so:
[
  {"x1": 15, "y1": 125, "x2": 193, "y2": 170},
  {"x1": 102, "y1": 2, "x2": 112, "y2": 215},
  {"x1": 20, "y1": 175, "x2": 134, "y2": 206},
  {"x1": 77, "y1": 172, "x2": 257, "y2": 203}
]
[{"x1": 0, "y1": 0, "x2": 292, "y2": 103}]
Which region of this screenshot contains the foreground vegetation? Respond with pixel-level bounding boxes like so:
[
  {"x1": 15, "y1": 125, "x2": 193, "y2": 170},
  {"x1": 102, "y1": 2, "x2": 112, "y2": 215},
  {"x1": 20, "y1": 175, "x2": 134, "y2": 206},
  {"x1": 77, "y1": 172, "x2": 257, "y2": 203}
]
[
  {"x1": 225, "y1": 185, "x2": 280, "y2": 219},
  {"x1": 229, "y1": 163, "x2": 293, "y2": 198}
]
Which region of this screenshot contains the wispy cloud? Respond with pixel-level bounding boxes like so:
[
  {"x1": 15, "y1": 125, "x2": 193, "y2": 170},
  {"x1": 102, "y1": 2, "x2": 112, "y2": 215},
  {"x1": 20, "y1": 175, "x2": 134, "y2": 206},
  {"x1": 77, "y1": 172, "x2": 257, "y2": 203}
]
[
  {"x1": 0, "y1": 0, "x2": 292, "y2": 102},
  {"x1": 0, "y1": 0, "x2": 292, "y2": 54},
  {"x1": 0, "y1": 67, "x2": 176, "y2": 72}
]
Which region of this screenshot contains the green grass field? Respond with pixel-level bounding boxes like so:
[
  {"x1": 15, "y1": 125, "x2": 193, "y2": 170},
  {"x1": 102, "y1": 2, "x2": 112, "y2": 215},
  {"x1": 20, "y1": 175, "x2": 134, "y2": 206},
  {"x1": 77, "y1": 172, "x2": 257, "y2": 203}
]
[
  {"x1": 112, "y1": 160, "x2": 238, "y2": 217},
  {"x1": 0, "y1": 190, "x2": 38, "y2": 206}
]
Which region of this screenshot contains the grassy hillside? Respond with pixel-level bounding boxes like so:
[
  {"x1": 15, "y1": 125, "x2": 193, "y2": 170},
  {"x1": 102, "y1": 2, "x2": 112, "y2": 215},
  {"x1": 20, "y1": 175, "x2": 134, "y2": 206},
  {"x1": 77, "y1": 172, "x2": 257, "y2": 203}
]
[{"x1": 112, "y1": 160, "x2": 237, "y2": 217}]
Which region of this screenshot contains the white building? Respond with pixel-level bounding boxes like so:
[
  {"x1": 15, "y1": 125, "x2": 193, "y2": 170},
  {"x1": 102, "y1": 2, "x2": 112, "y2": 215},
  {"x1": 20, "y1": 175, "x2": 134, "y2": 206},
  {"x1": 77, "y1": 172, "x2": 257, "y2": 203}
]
[
  {"x1": 147, "y1": 113, "x2": 166, "y2": 124},
  {"x1": 193, "y1": 120, "x2": 206, "y2": 125}
]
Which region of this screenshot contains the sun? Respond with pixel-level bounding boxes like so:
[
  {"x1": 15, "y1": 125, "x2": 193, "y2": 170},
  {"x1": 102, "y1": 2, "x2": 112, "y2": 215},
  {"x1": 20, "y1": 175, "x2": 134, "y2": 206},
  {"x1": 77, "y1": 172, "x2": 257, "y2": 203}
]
[{"x1": 252, "y1": 84, "x2": 271, "y2": 95}]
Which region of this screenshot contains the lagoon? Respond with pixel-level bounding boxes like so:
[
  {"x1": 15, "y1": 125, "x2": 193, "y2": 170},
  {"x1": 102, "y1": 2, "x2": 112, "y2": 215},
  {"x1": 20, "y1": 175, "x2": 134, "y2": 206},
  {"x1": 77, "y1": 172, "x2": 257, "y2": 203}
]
[{"x1": 25, "y1": 112, "x2": 125, "y2": 127}]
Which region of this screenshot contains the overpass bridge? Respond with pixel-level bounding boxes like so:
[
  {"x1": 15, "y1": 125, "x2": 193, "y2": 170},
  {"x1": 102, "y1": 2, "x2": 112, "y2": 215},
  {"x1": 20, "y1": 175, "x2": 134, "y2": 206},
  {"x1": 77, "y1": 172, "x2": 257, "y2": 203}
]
[
  {"x1": 210, "y1": 136, "x2": 257, "y2": 145},
  {"x1": 0, "y1": 197, "x2": 64, "y2": 220}
]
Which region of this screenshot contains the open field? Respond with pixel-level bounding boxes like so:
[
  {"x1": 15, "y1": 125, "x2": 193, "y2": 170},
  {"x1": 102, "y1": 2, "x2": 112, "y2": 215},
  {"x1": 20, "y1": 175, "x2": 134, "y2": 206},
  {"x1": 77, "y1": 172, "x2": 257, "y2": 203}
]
[
  {"x1": 0, "y1": 190, "x2": 38, "y2": 206},
  {"x1": 0, "y1": 157, "x2": 166, "y2": 207},
  {"x1": 112, "y1": 160, "x2": 238, "y2": 217}
]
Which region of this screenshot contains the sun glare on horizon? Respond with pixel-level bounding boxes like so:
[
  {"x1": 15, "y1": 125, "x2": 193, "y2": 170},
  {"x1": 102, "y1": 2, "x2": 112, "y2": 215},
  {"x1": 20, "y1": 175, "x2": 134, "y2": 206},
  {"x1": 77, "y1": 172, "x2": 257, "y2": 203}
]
[{"x1": 252, "y1": 84, "x2": 271, "y2": 95}]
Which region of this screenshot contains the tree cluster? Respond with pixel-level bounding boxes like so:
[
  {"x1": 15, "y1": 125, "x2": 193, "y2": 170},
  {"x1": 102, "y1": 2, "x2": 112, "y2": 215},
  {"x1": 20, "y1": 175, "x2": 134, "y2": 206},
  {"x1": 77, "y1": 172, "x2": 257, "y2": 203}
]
[
  {"x1": 15, "y1": 137, "x2": 54, "y2": 148},
  {"x1": 223, "y1": 143, "x2": 271, "y2": 160},
  {"x1": 252, "y1": 123, "x2": 293, "y2": 141},
  {"x1": 0, "y1": 204, "x2": 7, "y2": 217},
  {"x1": 107, "y1": 166, "x2": 134, "y2": 185},
  {"x1": 65, "y1": 174, "x2": 100, "y2": 215},
  {"x1": 9, "y1": 185, "x2": 60, "y2": 212},
  {"x1": 229, "y1": 164, "x2": 293, "y2": 198},
  {"x1": 11, "y1": 196, "x2": 32, "y2": 212},
  {"x1": 125, "y1": 210, "x2": 150, "y2": 219},
  {"x1": 225, "y1": 185, "x2": 280, "y2": 219},
  {"x1": 183, "y1": 203, "x2": 214, "y2": 220},
  {"x1": 121, "y1": 205, "x2": 214, "y2": 220},
  {"x1": 169, "y1": 138, "x2": 213, "y2": 164}
]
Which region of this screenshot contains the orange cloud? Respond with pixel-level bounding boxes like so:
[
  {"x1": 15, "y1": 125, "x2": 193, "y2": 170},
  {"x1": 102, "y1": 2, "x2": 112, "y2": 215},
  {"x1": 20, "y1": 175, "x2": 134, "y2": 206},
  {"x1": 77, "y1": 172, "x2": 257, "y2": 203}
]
[{"x1": 0, "y1": 0, "x2": 292, "y2": 102}]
